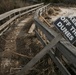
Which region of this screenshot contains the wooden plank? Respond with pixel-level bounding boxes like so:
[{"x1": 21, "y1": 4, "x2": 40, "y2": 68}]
[
  {"x1": 0, "y1": 3, "x2": 43, "y2": 21},
  {"x1": 28, "y1": 24, "x2": 35, "y2": 33},
  {"x1": 40, "y1": 16, "x2": 54, "y2": 28},
  {"x1": 40, "y1": 16, "x2": 50, "y2": 26},
  {"x1": 16, "y1": 34, "x2": 62, "y2": 75},
  {"x1": 0, "y1": 6, "x2": 39, "y2": 34},
  {"x1": 48, "y1": 50, "x2": 71, "y2": 75},
  {"x1": 0, "y1": 15, "x2": 18, "y2": 31}
]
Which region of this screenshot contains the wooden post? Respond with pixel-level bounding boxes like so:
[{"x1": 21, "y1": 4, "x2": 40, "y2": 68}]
[{"x1": 16, "y1": 34, "x2": 62, "y2": 75}]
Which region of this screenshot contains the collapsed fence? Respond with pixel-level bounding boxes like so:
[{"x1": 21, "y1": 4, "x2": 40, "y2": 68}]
[
  {"x1": 0, "y1": 3, "x2": 76, "y2": 75},
  {"x1": 34, "y1": 4, "x2": 76, "y2": 75},
  {"x1": 16, "y1": 4, "x2": 76, "y2": 75},
  {"x1": 0, "y1": 3, "x2": 43, "y2": 36}
]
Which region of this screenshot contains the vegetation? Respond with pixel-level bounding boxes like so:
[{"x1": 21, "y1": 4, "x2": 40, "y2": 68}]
[
  {"x1": 0, "y1": 0, "x2": 76, "y2": 14},
  {"x1": 38, "y1": 0, "x2": 63, "y2": 3},
  {"x1": 39, "y1": 0, "x2": 76, "y2": 3},
  {"x1": 0, "y1": 0, "x2": 28, "y2": 14}
]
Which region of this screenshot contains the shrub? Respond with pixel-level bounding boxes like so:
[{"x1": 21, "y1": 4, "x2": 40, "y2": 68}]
[{"x1": 0, "y1": 0, "x2": 26, "y2": 14}]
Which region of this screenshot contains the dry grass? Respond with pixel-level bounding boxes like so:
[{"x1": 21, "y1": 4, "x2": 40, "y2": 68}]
[{"x1": 0, "y1": 0, "x2": 28, "y2": 14}]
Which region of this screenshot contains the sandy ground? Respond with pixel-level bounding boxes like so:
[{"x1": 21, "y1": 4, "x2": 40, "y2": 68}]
[
  {"x1": 51, "y1": 7, "x2": 76, "y2": 21},
  {"x1": 0, "y1": 6, "x2": 76, "y2": 75},
  {"x1": 0, "y1": 15, "x2": 43, "y2": 75}
]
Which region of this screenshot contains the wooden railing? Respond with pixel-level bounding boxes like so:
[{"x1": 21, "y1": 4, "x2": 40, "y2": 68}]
[
  {"x1": 0, "y1": 3, "x2": 43, "y2": 35},
  {"x1": 34, "y1": 4, "x2": 76, "y2": 75}
]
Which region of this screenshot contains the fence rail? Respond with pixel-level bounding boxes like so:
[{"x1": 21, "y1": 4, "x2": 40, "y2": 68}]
[
  {"x1": 0, "y1": 3, "x2": 43, "y2": 35},
  {"x1": 15, "y1": 4, "x2": 76, "y2": 75},
  {"x1": 0, "y1": 3, "x2": 76, "y2": 75},
  {"x1": 34, "y1": 4, "x2": 76, "y2": 75}
]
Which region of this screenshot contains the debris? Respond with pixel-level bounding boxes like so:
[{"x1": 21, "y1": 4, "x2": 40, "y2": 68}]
[
  {"x1": 9, "y1": 50, "x2": 33, "y2": 59},
  {"x1": 28, "y1": 24, "x2": 35, "y2": 34}
]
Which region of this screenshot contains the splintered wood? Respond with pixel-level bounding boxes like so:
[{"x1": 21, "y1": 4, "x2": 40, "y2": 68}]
[
  {"x1": 39, "y1": 15, "x2": 54, "y2": 28},
  {"x1": 28, "y1": 23, "x2": 35, "y2": 34}
]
